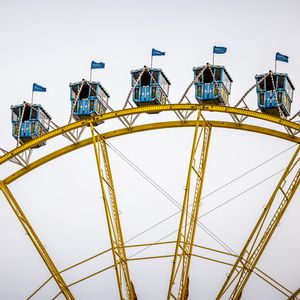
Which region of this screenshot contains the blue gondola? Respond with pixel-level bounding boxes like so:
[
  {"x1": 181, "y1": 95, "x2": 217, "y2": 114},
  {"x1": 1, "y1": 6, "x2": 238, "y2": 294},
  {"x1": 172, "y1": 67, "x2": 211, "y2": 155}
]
[
  {"x1": 193, "y1": 65, "x2": 232, "y2": 105},
  {"x1": 255, "y1": 72, "x2": 294, "y2": 117},
  {"x1": 11, "y1": 102, "x2": 51, "y2": 147},
  {"x1": 131, "y1": 67, "x2": 171, "y2": 106},
  {"x1": 69, "y1": 80, "x2": 110, "y2": 124}
]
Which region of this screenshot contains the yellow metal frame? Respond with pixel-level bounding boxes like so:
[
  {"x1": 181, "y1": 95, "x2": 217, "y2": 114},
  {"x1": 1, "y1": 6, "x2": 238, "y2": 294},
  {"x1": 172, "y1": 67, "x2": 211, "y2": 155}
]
[
  {"x1": 29, "y1": 240, "x2": 295, "y2": 299},
  {"x1": 167, "y1": 110, "x2": 212, "y2": 299},
  {"x1": 0, "y1": 105, "x2": 299, "y2": 299},
  {"x1": 3, "y1": 120, "x2": 299, "y2": 186},
  {"x1": 90, "y1": 124, "x2": 137, "y2": 300},
  {"x1": 216, "y1": 145, "x2": 300, "y2": 299},
  {"x1": 0, "y1": 181, "x2": 75, "y2": 300},
  {"x1": 1, "y1": 104, "x2": 299, "y2": 166}
]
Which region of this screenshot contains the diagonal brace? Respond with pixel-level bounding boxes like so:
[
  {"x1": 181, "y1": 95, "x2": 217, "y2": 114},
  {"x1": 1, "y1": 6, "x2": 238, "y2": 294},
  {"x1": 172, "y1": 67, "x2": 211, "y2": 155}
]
[
  {"x1": 0, "y1": 181, "x2": 74, "y2": 300},
  {"x1": 217, "y1": 145, "x2": 300, "y2": 300}
]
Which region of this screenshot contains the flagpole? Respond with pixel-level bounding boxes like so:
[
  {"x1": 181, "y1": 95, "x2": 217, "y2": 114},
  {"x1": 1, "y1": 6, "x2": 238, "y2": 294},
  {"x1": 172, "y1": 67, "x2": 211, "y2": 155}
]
[
  {"x1": 151, "y1": 55, "x2": 153, "y2": 68},
  {"x1": 89, "y1": 68, "x2": 92, "y2": 81},
  {"x1": 275, "y1": 60, "x2": 277, "y2": 73},
  {"x1": 31, "y1": 90, "x2": 34, "y2": 104},
  {"x1": 212, "y1": 53, "x2": 215, "y2": 65}
]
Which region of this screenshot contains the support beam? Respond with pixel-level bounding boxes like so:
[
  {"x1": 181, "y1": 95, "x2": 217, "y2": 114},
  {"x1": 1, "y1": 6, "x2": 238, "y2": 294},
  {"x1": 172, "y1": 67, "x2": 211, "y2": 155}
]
[
  {"x1": 217, "y1": 145, "x2": 300, "y2": 299},
  {"x1": 0, "y1": 181, "x2": 74, "y2": 300},
  {"x1": 167, "y1": 110, "x2": 212, "y2": 299},
  {"x1": 90, "y1": 124, "x2": 137, "y2": 300}
]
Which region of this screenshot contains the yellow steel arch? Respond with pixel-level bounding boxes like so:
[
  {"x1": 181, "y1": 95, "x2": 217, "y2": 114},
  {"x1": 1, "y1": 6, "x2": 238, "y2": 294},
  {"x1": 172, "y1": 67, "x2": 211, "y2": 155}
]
[
  {"x1": 1, "y1": 104, "x2": 299, "y2": 166},
  {"x1": 3, "y1": 120, "x2": 300, "y2": 185},
  {"x1": 0, "y1": 105, "x2": 299, "y2": 300}
]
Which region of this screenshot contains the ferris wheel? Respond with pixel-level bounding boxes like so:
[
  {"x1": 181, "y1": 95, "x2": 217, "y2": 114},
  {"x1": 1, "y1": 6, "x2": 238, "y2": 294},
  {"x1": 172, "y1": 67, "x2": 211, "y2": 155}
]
[{"x1": 0, "y1": 60, "x2": 299, "y2": 300}]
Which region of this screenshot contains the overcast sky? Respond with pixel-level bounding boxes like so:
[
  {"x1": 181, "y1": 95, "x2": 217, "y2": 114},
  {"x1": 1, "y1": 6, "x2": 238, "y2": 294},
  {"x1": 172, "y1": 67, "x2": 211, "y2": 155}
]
[{"x1": 0, "y1": 0, "x2": 299, "y2": 299}]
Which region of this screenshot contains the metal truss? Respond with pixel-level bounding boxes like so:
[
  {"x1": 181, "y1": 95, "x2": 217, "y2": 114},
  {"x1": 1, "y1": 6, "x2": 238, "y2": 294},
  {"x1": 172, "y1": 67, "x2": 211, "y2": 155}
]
[
  {"x1": 167, "y1": 109, "x2": 212, "y2": 299},
  {"x1": 0, "y1": 147, "x2": 33, "y2": 167},
  {"x1": 1, "y1": 105, "x2": 299, "y2": 167},
  {"x1": 216, "y1": 145, "x2": 300, "y2": 300},
  {"x1": 90, "y1": 124, "x2": 137, "y2": 300},
  {"x1": 0, "y1": 181, "x2": 74, "y2": 300}
]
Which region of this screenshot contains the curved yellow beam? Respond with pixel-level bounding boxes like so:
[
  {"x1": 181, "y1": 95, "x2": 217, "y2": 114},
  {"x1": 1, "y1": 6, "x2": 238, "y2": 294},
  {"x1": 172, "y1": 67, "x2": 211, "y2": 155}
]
[
  {"x1": 1, "y1": 104, "x2": 299, "y2": 165},
  {"x1": 3, "y1": 120, "x2": 299, "y2": 185}
]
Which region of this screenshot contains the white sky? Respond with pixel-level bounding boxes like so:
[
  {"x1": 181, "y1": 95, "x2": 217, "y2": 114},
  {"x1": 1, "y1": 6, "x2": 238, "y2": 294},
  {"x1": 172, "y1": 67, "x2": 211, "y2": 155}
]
[{"x1": 0, "y1": 0, "x2": 299, "y2": 299}]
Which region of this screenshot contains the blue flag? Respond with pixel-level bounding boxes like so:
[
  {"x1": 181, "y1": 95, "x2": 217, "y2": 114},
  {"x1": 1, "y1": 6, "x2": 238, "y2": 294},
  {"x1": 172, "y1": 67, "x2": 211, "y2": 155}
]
[
  {"x1": 32, "y1": 83, "x2": 46, "y2": 92},
  {"x1": 152, "y1": 48, "x2": 165, "y2": 56},
  {"x1": 276, "y1": 52, "x2": 289, "y2": 63},
  {"x1": 213, "y1": 46, "x2": 227, "y2": 54},
  {"x1": 91, "y1": 61, "x2": 105, "y2": 69}
]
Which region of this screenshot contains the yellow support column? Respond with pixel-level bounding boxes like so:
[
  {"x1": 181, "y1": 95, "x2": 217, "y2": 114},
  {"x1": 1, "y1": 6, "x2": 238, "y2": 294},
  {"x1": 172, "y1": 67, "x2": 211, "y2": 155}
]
[
  {"x1": 167, "y1": 110, "x2": 212, "y2": 300},
  {"x1": 90, "y1": 124, "x2": 137, "y2": 300},
  {"x1": 0, "y1": 181, "x2": 74, "y2": 300},
  {"x1": 216, "y1": 145, "x2": 300, "y2": 300}
]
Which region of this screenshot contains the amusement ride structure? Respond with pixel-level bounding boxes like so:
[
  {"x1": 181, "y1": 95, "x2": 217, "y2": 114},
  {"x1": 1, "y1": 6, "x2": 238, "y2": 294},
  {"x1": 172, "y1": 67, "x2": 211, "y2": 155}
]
[{"x1": 0, "y1": 55, "x2": 299, "y2": 299}]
